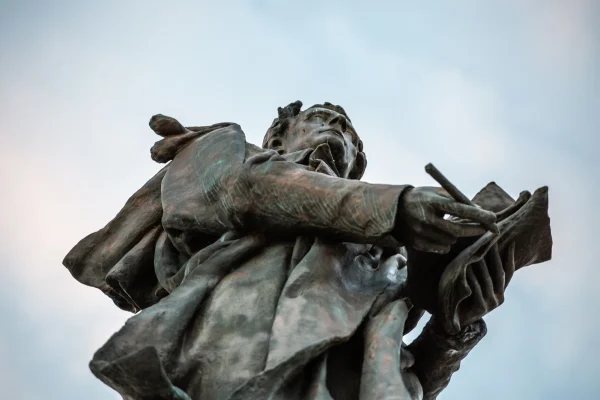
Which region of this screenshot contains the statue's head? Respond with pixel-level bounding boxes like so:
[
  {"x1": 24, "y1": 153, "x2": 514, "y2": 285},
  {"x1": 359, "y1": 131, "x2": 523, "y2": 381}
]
[{"x1": 263, "y1": 101, "x2": 367, "y2": 180}]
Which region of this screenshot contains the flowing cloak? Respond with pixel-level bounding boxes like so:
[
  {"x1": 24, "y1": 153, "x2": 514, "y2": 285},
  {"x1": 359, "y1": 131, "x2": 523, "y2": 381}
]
[{"x1": 64, "y1": 124, "x2": 488, "y2": 400}]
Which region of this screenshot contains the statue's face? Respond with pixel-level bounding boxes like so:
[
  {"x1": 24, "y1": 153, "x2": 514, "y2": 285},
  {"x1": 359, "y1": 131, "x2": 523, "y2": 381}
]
[{"x1": 283, "y1": 107, "x2": 359, "y2": 178}]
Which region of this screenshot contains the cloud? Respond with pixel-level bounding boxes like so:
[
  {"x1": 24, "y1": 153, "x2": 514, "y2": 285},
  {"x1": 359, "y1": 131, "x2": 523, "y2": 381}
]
[
  {"x1": 411, "y1": 68, "x2": 510, "y2": 169},
  {"x1": 0, "y1": 335, "x2": 38, "y2": 400},
  {"x1": 525, "y1": 0, "x2": 598, "y2": 77}
]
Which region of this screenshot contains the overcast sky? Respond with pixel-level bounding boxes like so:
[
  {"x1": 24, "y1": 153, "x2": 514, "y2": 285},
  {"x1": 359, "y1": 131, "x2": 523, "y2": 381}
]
[{"x1": 1, "y1": 1, "x2": 598, "y2": 399}]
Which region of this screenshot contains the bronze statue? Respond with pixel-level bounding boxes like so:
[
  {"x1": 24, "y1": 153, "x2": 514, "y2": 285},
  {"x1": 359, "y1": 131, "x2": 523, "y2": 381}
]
[{"x1": 63, "y1": 101, "x2": 552, "y2": 400}]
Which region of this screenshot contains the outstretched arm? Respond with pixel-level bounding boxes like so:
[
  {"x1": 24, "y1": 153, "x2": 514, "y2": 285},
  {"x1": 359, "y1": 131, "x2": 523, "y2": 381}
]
[
  {"x1": 160, "y1": 122, "x2": 496, "y2": 255},
  {"x1": 161, "y1": 123, "x2": 408, "y2": 251}
]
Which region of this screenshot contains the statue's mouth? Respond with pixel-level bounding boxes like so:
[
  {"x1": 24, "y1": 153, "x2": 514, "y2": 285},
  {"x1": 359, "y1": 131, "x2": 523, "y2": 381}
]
[{"x1": 321, "y1": 128, "x2": 344, "y2": 139}]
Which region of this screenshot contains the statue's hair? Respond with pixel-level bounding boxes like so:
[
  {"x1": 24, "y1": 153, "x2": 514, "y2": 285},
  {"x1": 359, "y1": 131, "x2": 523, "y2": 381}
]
[{"x1": 262, "y1": 100, "x2": 366, "y2": 180}]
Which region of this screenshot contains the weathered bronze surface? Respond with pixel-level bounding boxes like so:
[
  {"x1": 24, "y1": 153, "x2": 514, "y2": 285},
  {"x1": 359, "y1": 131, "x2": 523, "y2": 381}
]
[{"x1": 63, "y1": 101, "x2": 552, "y2": 399}]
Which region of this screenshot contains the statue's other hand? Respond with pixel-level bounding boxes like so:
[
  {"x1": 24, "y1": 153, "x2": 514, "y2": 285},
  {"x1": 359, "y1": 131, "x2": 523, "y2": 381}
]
[
  {"x1": 395, "y1": 187, "x2": 496, "y2": 254},
  {"x1": 454, "y1": 242, "x2": 516, "y2": 328}
]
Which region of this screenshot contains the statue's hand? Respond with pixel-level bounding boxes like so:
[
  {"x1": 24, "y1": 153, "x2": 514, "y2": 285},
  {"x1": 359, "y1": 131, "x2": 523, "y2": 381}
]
[
  {"x1": 395, "y1": 186, "x2": 496, "y2": 254},
  {"x1": 453, "y1": 242, "x2": 516, "y2": 328}
]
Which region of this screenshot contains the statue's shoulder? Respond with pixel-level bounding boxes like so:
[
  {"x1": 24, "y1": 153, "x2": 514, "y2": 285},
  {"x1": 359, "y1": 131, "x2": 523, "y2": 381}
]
[{"x1": 148, "y1": 114, "x2": 241, "y2": 163}]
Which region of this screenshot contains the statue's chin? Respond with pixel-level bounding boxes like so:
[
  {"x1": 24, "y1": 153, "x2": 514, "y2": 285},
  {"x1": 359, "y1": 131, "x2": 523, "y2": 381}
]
[{"x1": 313, "y1": 135, "x2": 349, "y2": 171}]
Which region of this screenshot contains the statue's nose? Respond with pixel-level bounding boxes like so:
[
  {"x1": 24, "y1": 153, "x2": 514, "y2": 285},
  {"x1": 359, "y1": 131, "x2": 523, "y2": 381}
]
[{"x1": 330, "y1": 115, "x2": 347, "y2": 132}]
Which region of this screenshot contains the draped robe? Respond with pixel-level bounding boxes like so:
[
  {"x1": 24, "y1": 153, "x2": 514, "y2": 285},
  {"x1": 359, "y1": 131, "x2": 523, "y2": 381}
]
[{"x1": 64, "y1": 124, "x2": 487, "y2": 400}]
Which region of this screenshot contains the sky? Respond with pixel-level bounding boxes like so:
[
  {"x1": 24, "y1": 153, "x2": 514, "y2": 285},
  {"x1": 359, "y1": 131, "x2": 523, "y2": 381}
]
[{"x1": 0, "y1": 0, "x2": 598, "y2": 399}]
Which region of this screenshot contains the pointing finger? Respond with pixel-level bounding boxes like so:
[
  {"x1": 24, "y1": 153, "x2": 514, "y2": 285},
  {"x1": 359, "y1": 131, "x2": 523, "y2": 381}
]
[{"x1": 435, "y1": 199, "x2": 497, "y2": 225}]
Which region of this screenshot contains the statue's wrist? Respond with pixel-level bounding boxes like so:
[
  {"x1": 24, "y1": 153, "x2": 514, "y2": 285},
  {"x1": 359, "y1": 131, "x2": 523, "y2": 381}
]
[
  {"x1": 428, "y1": 316, "x2": 487, "y2": 350},
  {"x1": 393, "y1": 186, "x2": 415, "y2": 243}
]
